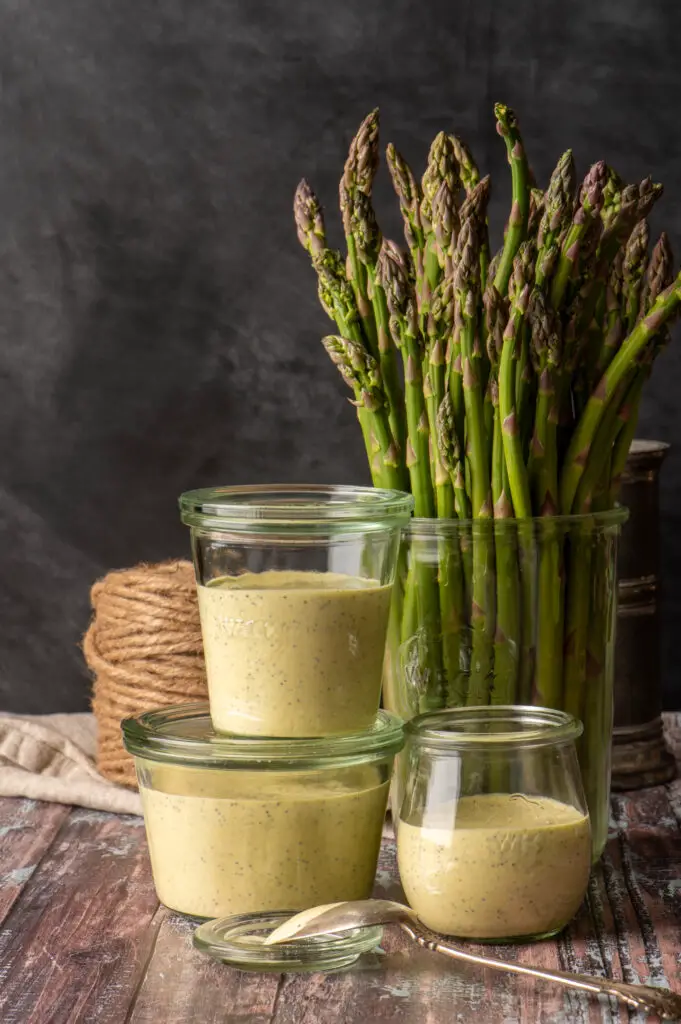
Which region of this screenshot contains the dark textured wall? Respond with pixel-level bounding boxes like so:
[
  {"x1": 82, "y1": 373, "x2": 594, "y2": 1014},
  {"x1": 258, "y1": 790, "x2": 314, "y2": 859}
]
[{"x1": 0, "y1": 0, "x2": 679, "y2": 712}]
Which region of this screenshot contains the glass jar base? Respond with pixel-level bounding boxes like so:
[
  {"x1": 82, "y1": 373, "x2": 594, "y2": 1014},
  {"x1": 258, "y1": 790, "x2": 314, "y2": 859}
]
[{"x1": 443, "y1": 924, "x2": 569, "y2": 945}]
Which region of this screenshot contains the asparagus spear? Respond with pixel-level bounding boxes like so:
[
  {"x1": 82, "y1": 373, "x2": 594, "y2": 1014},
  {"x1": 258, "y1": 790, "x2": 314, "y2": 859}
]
[
  {"x1": 451, "y1": 214, "x2": 495, "y2": 703},
  {"x1": 560, "y1": 272, "x2": 681, "y2": 513},
  {"x1": 378, "y1": 243, "x2": 435, "y2": 517},
  {"x1": 493, "y1": 104, "x2": 531, "y2": 297},
  {"x1": 527, "y1": 289, "x2": 561, "y2": 514},
  {"x1": 622, "y1": 219, "x2": 650, "y2": 333},
  {"x1": 340, "y1": 110, "x2": 381, "y2": 355},
  {"x1": 322, "y1": 335, "x2": 406, "y2": 491},
  {"x1": 550, "y1": 161, "x2": 607, "y2": 310},
  {"x1": 350, "y1": 190, "x2": 406, "y2": 451},
  {"x1": 609, "y1": 233, "x2": 675, "y2": 502},
  {"x1": 535, "y1": 150, "x2": 575, "y2": 287},
  {"x1": 435, "y1": 395, "x2": 469, "y2": 704},
  {"x1": 591, "y1": 250, "x2": 625, "y2": 380},
  {"x1": 484, "y1": 283, "x2": 520, "y2": 704},
  {"x1": 427, "y1": 275, "x2": 455, "y2": 517},
  {"x1": 420, "y1": 133, "x2": 459, "y2": 325},
  {"x1": 386, "y1": 144, "x2": 426, "y2": 292},
  {"x1": 294, "y1": 179, "x2": 327, "y2": 259},
  {"x1": 449, "y1": 134, "x2": 481, "y2": 194},
  {"x1": 528, "y1": 187, "x2": 545, "y2": 237},
  {"x1": 498, "y1": 242, "x2": 535, "y2": 517},
  {"x1": 642, "y1": 231, "x2": 674, "y2": 312}
]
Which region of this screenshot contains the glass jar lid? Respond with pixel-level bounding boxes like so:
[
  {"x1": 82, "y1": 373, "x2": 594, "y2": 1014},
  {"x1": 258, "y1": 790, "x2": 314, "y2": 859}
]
[
  {"x1": 193, "y1": 910, "x2": 382, "y2": 973},
  {"x1": 178, "y1": 484, "x2": 414, "y2": 534},
  {"x1": 122, "y1": 701, "x2": 404, "y2": 769},
  {"x1": 406, "y1": 705, "x2": 583, "y2": 752}
]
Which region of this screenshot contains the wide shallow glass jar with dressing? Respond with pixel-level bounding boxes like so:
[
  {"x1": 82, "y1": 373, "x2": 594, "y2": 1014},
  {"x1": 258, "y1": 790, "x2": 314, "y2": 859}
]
[
  {"x1": 179, "y1": 484, "x2": 413, "y2": 737},
  {"x1": 394, "y1": 706, "x2": 591, "y2": 943},
  {"x1": 122, "y1": 702, "x2": 403, "y2": 920}
]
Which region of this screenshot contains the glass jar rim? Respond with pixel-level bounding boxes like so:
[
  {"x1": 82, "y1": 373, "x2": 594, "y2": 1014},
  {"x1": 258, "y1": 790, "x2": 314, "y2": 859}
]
[
  {"x1": 122, "y1": 701, "x2": 404, "y2": 769},
  {"x1": 179, "y1": 484, "x2": 414, "y2": 533},
  {"x1": 406, "y1": 505, "x2": 628, "y2": 537},
  {"x1": 405, "y1": 705, "x2": 583, "y2": 750}
]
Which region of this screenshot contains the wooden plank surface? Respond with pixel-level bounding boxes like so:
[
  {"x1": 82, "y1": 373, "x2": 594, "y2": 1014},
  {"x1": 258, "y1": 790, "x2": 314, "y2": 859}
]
[
  {"x1": 0, "y1": 720, "x2": 680, "y2": 1023},
  {"x1": 0, "y1": 808, "x2": 159, "y2": 1024},
  {"x1": 0, "y1": 796, "x2": 70, "y2": 925}
]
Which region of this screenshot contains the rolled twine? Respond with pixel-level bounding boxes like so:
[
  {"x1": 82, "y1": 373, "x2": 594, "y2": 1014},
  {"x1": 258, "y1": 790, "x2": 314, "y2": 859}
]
[{"x1": 83, "y1": 560, "x2": 207, "y2": 789}]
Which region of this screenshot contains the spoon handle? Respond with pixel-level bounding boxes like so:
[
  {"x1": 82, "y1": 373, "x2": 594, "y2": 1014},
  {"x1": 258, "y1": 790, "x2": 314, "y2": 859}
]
[{"x1": 399, "y1": 922, "x2": 681, "y2": 1020}]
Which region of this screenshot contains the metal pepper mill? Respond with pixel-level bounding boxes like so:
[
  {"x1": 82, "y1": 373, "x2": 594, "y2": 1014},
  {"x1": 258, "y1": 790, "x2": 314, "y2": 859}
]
[{"x1": 611, "y1": 439, "x2": 676, "y2": 791}]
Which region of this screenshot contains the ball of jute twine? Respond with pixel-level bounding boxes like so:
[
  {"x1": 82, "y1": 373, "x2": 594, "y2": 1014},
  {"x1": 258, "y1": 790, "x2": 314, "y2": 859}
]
[{"x1": 83, "y1": 560, "x2": 207, "y2": 789}]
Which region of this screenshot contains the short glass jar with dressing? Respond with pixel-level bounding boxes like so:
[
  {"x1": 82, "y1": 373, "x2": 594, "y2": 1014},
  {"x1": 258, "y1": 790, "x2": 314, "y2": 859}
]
[
  {"x1": 122, "y1": 702, "x2": 404, "y2": 920},
  {"x1": 179, "y1": 484, "x2": 413, "y2": 737},
  {"x1": 394, "y1": 706, "x2": 591, "y2": 942}
]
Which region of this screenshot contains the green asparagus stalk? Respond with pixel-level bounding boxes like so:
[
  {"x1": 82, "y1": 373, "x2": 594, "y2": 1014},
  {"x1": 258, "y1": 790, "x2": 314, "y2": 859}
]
[
  {"x1": 641, "y1": 231, "x2": 674, "y2": 314},
  {"x1": 436, "y1": 396, "x2": 468, "y2": 704},
  {"x1": 378, "y1": 243, "x2": 435, "y2": 517},
  {"x1": 561, "y1": 272, "x2": 681, "y2": 513},
  {"x1": 622, "y1": 219, "x2": 650, "y2": 334},
  {"x1": 452, "y1": 215, "x2": 495, "y2": 703},
  {"x1": 449, "y1": 134, "x2": 481, "y2": 194},
  {"x1": 609, "y1": 233, "x2": 675, "y2": 502},
  {"x1": 421, "y1": 132, "x2": 459, "y2": 297},
  {"x1": 386, "y1": 144, "x2": 426, "y2": 295},
  {"x1": 550, "y1": 161, "x2": 607, "y2": 310},
  {"x1": 528, "y1": 187, "x2": 545, "y2": 237},
  {"x1": 535, "y1": 150, "x2": 575, "y2": 288},
  {"x1": 294, "y1": 179, "x2": 327, "y2": 259},
  {"x1": 592, "y1": 251, "x2": 625, "y2": 380},
  {"x1": 379, "y1": 230, "x2": 442, "y2": 706},
  {"x1": 427, "y1": 275, "x2": 455, "y2": 516},
  {"x1": 350, "y1": 190, "x2": 407, "y2": 451},
  {"x1": 340, "y1": 110, "x2": 381, "y2": 355},
  {"x1": 499, "y1": 243, "x2": 535, "y2": 517},
  {"x1": 498, "y1": 242, "x2": 538, "y2": 698},
  {"x1": 493, "y1": 104, "x2": 531, "y2": 296},
  {"x1": 322, "y1": 335, "x2": 407, "y2": 491},
  {"x1": 526, "y1": 293, "x2": 564, "y2": 710},
  {"x1": 482, "y1": 284, "x2": 520, "y2": 703}
]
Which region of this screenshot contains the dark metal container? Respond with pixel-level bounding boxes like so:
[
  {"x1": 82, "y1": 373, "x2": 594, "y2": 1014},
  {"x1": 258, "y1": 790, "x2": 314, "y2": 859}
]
[{"x1": 612, "y1": 440, "x2": 675, "y2": 791}]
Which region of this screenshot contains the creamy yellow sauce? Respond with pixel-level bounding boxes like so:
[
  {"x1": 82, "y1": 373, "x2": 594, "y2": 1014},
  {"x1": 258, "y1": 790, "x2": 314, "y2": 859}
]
[
  {"x1": 397, "y1": 793, "x2": 591, "y2": 939},
  {"x1": 197, "y1": 570, "x2": 392, "y2": 736},
  {"x1": 139, "y1": 761, "x2": 389, "y2": 919}
]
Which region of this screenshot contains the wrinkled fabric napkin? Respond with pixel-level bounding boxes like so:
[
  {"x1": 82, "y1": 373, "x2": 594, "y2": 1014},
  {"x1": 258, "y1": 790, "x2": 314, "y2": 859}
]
[{"x1": 0, "y1": 712, "x2": 142, "y2": 815}]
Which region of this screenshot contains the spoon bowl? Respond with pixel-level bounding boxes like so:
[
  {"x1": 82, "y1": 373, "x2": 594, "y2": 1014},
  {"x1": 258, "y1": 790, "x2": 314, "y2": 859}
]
[{"x1": 264, "y1": 899, "x2": 416, "y2": 945}]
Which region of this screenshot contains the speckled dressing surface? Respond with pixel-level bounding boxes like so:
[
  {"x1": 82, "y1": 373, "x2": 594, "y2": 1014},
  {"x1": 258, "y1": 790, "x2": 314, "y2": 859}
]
[{"x1": 2, "y1": 715, "x2": 681, "y2": 1022}]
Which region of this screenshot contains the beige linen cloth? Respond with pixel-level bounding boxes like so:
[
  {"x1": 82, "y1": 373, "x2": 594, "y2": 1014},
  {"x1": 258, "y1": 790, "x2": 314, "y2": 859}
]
[{"x1": 0, "y1": 712, "x2": 142, "y2": 815}]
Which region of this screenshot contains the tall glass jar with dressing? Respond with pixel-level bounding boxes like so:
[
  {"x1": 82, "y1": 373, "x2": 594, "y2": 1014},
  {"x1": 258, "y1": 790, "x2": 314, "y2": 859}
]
[
  {"x1": 394, "y1": 706, "x2": 591, "y2": 942},
  {"x1": 179, "y1": 484, "x2": 413, "y2": 737}
]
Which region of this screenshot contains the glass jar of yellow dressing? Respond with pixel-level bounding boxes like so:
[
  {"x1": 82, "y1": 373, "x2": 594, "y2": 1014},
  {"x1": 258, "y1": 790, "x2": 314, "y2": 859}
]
[
  {"x1": 179, "y1": 484, "x2": 413, "y2": 737},
  {"x1": 394, "y1": 706, "x2": 591, "y2": 942},
  {"x1": 123, "y1": 702, "x2": 403, "y2": 920}
]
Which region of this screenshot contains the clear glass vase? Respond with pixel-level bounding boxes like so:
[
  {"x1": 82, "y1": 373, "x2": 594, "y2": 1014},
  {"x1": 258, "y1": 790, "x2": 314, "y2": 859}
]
[{"x1": 383, "y1": 509, "x2": 628, "y2": 859}]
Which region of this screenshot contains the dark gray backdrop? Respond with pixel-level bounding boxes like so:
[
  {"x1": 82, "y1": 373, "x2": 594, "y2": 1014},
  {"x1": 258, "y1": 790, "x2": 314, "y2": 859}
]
[{"x1": 0, "y1": 0, "x2": 678, "y2": 712}]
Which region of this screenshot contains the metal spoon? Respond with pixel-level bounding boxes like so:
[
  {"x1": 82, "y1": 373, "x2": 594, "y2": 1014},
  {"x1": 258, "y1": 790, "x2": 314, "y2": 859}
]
[{"x1": 265, "y1": 899, "x2": 681, "y2": 1020}]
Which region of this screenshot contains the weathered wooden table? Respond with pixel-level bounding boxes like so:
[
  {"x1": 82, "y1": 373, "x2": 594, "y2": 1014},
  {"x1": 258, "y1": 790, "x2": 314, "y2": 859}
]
[{"x1": 2, "y1": 720, "x2": 681, "y2": 1023}]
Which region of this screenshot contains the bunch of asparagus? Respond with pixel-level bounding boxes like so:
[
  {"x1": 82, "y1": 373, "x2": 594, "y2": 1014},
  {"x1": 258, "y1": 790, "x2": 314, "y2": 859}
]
[{"x1": 294, "y1": 105, "x2": 678, "y2": 744}]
